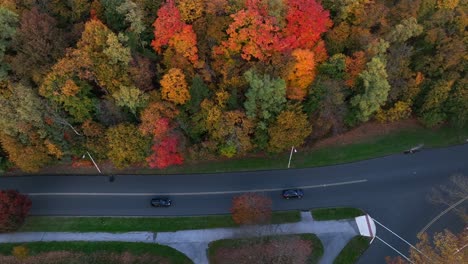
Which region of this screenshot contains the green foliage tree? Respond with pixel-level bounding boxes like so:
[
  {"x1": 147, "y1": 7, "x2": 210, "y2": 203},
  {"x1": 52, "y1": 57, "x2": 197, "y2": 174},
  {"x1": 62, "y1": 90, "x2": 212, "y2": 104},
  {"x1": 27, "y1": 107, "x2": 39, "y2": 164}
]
[
  {"x1": 101, "y1": 0, "x2": 127, "y2": 31},
  {"x1": 386, "y1": 17, "x2": 423, "y2": 43},
  {"x1": 445, "y1": 80, "x2": 468, "y2": 128},
  {"x1": 106, "y1": 123, "x2": 150, "y2": 168},
  {"x1": 244, "y1": 69, "x2": 287, "y2": 129},
  {"x1": 47, "y1": 0, "x2": 91, "y2": 24},
  {"x1": 420, "y1": 78, "x2": 455, "y2": 127},
  {"x1": 117, "y1": 0, "x2": 145, "y2": 35},
  {"x1": 350, "y1": 57, "x2": 391, "y2": 123},
  {"x1": 0, "y1": 7, "x2": 18, "y2": 81},
  {"x1": 112, "y1": 85, "x2": 148, "y2": 114},
  {"x1": 185, "y1": 75, "x2": 210, "y2": 114},
  {"x1": 0, "y1": 82, "x2": 45, "y2": 137}
]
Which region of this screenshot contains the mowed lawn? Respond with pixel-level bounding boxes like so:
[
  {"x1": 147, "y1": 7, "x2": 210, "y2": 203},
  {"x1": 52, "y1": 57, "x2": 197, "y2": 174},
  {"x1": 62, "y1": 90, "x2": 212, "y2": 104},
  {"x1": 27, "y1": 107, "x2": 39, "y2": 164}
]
[
  {"x1": 0, "y1": 241, "x2": 193, "y2": 264},
  {"x1": 19, "y1": 211, "x2": 300, "y2": 232}
]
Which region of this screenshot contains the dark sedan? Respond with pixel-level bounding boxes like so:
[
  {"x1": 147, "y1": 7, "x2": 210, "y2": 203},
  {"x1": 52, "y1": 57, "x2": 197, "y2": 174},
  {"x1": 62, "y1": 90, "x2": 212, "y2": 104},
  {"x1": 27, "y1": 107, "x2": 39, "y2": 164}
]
[
  {"x1": 282, "y1": 189, "x2": 304, "y2": 199},
  {"x1": 151, "y1": 197, "x2": 172, "y2": 207}
]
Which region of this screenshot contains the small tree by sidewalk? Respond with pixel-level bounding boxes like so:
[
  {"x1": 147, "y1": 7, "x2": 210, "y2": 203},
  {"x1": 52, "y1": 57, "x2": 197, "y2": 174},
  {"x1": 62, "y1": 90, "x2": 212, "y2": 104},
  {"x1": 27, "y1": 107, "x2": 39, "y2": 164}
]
[
  {"x1": 231, "y1": 193, "x2": 272, "y2": 225},
  {"x1": 0, "y1": 190, "x2": 32, "y2": 232}
]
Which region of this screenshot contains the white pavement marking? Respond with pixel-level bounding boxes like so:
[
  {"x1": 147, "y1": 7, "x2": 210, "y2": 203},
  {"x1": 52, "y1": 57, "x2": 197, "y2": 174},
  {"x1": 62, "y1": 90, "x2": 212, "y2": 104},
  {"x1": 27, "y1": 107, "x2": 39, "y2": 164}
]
[
  {"x1": 26, "y1": 179, "x2": 368, "y2": 196},
  {"x1": 419, "y1": 194, "x2": 468, "y2": 235}
]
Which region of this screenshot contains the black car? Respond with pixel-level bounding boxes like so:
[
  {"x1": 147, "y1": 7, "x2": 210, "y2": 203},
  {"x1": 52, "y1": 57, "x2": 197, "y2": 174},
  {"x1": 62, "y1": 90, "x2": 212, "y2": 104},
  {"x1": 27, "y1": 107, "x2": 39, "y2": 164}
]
[
  {"x1": 282, "y1": 189, "x2": 304, "y2": 199},
  {"x1": 151, "y1": 197, "x2": 172, "y2": 207}
]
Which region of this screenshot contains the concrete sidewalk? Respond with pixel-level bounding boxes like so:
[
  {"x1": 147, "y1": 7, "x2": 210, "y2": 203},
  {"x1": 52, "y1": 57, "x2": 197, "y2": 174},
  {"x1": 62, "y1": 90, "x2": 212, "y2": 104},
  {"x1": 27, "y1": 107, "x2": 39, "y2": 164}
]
[{"x1": 0, "y1": 212, "x2": 360, "y2": 264}]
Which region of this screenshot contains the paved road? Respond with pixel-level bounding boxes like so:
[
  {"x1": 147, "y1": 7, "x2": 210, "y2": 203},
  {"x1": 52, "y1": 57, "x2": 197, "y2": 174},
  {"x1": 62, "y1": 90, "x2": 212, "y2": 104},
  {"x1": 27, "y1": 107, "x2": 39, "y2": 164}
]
[{"x1": 1, "y1": 144, "x2": 467, "y2": 263}]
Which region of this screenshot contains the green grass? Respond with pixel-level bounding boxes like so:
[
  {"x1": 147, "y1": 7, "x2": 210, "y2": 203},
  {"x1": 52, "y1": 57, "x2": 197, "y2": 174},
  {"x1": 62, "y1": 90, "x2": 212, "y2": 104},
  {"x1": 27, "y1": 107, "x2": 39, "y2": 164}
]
[
  {"x1": 135, "y1": 125, "x2": 467, "y2": 174},
  {"x1": 19, "y1": 211, "x2": 300, "y2": 233},
  {"x1": 4, "y1": 125, "x2": 465, "y2": 177},
  {"x1": 208, "y1": 233, "x2": 323, "y2": 264},
  {"x1": 0, "y1": 241, "x2": 192, "y2": 264},
  {"x1": 311, "y1": 208, "x2": 365, "y2": 221},
  {"x1": 333, "y1": 236, "x2": 371, "y2": 264}
]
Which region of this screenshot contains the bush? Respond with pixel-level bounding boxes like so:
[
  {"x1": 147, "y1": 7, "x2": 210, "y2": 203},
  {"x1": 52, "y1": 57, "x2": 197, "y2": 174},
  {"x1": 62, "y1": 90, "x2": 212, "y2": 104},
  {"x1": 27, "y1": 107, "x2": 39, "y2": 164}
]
[
  {"x1": 0, "y1": 190, "x2": 32, "y2": 232},
  {"x1": 12, "y1": 245, "x2": 28, "y2": 260},
  {"x1": 376, "y1": 101, "x2": 412, "y2": 123}
]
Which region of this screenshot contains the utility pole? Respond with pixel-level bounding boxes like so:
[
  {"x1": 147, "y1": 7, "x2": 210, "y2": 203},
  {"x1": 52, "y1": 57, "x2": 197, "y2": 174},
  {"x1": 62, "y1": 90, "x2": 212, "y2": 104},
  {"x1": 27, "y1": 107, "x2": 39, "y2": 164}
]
[
  {"x1": 288, "y1": 146, "x2": 297, "y2": 169},
  {"x1": 83, "y1": 151, "x2": 102, "y2": 174}
]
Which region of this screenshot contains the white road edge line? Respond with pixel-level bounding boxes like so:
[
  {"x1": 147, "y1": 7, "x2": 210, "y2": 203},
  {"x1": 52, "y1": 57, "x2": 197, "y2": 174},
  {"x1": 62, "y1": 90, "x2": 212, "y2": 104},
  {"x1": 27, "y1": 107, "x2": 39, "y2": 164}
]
[{"x1": 26, "y1": 179, "x2": 368, "y2": 196}]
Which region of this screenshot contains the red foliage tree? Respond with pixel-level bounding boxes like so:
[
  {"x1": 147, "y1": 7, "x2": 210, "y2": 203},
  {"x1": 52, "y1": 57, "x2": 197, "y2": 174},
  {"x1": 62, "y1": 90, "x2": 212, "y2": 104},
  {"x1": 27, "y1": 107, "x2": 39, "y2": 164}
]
[
  {"x1": 284, "y1": 0, "x2": 333, "y2": 50},
  {"x1": 214, "y1": 8, "x2": 283, "y2": 61},
  {"x1": 151, "y1": 0, "x2": 199, "y2": 66},
  {"x1": 146, "y1": 135, "x2": 184, "y2": 169},
  {"x1": 151, "y1": 0, "x2": 184, "y2": 53},
  {"x1": 231, "y1": 193, "x2": 272, "y2": 225},
  {"x1": 0, "y1": 190, "x2": 32, "y2": 233},
  {"x1": 152, "y1": 117, "x2": 172, "y2": 140}
]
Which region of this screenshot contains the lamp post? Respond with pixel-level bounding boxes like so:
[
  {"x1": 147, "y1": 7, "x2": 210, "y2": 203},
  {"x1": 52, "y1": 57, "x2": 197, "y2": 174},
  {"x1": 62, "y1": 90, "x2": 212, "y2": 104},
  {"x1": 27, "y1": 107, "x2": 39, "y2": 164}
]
[
  {"x1": 82, "y1": 151, "x2": 102, "y2": 174},
  {"x1": 287, "y1": 146, "x2": 297, "y2": 169}
]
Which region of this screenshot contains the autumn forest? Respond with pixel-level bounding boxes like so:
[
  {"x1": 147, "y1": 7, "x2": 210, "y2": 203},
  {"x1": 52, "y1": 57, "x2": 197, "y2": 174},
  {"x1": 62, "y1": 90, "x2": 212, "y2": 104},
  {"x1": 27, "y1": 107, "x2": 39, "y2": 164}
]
[{"x1": 0, "y1": 0, "x2": 466, "y2": 172}]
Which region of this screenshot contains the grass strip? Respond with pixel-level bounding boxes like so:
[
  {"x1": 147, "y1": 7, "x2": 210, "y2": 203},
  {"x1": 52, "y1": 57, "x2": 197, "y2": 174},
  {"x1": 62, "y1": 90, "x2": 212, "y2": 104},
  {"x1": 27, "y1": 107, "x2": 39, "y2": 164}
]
[
  {"x1": 19, "y1": 211, "x2": 300, "y2": 233},
  {"x1": 5, "y1": 125, "x2": 465, "y2": 176},
  {"x1": 333, "y1": 236, "x2": 371, "y2": 264},
  {"x1": 311, "y1": 208, "x2": 365, "y2": 221},
  {"x1": 208, "y1": 233, "x2": 323, "y2": 264},
  {"x1": 0, "y1": 241, "x2": 192, "y2": 264},
  {"x1": 136, "y1": 126, "x2": 467, "y2": 174}
]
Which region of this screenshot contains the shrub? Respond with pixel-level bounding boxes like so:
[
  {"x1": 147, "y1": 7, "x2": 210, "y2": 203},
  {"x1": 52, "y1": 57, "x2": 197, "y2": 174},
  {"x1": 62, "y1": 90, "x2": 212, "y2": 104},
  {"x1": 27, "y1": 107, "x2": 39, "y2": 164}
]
[{"x1": 0, "y1": 190, "x2": 32, "y2": 233}]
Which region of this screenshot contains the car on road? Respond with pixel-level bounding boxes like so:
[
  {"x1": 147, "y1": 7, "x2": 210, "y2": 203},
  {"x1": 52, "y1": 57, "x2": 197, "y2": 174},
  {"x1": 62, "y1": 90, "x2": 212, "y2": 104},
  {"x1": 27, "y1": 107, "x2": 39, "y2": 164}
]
[
  {"x1": 151, "y1": 197, "x2": 172, "y2": 207},
  {"x1": 282, "y1": 189, "x2": 304, "y2": 199}
]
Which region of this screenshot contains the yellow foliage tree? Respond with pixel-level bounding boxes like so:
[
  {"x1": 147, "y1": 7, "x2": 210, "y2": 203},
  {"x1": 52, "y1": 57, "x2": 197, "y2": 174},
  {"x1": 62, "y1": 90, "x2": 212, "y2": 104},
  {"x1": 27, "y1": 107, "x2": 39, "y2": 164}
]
[
  {"x1": 106, "y1": 123, "x2": 150, "y2": 168},
  {"x1": 44, "y1": 139, "x2": 63, "y2": 159},
  {"x1": 375, "y1": 101, "x2": 412, "y2": 123},
  {"x1": 437, "y1": 0, "x2": 460, "y2": 9},
  {"x1": 0, "y1": 133, "x2": 51, "y2": 172},
  {"x1": 268, "y1": 105, "x2": 312, "y2": 153},
  {"x1": 160, "y1": 68, "x2": 190, "y2": 105},
  {"x1": 286, "y1": 49, "x2": 316, "y2": 101},
  {"x1": 176, "y1": 0, "x2": 204, "y2": 22}
]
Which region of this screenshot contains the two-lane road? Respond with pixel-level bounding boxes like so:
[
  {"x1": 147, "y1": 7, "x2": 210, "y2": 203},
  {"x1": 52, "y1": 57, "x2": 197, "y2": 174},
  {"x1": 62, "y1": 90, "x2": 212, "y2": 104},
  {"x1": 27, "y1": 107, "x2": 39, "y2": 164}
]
[{"x1": 1, "y1": 144, "x2": 467, "y2": 263}]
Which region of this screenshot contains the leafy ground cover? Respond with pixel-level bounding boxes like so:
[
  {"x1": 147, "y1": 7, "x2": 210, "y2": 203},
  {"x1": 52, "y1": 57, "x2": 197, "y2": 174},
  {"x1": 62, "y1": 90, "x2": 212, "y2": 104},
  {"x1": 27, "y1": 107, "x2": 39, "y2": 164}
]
[
  {"x1": 19, "y1": 211, "x2": 300, "y2": 232},
  {"x1": 208, "y1": 233, "x2": 324, "y2": 264},
  {"x1": 311, "y1": 208, "x2": 365, "y2": 221},
  {"x1": 333, "y1": 236, "x2": 371, "y2": 264},
  {"x1": 0, "y1": 241, "x2": 192, "y2": 264}
]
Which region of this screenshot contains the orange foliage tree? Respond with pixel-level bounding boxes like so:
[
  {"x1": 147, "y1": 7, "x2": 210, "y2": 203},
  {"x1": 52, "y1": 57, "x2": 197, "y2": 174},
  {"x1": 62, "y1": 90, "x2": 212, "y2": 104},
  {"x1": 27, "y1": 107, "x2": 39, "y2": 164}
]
[
  {"x1": 151, "y1": 0, "x2": 199, "y2": 66},
  {"x1": 286, "y1": 49, "x2": 316, "y2": 100},
  {"x1": 345, "y1": 51, "x2": 367, "y2": 89},
  {"x1": 169, "y1": 25, "x2": 199, "y2": 65},
  {"x1": 231, "y1": 193, "x2": 272, "y2": 225},
  {"x1": 160, "y1": 68, "x2": 190, "y2": 105},
  {"x1": 139, "y1": 101, "x2": 179, "y2": 136},
  {"x1": 214, "y1": 7, "x2": 283, "y2": 61}
]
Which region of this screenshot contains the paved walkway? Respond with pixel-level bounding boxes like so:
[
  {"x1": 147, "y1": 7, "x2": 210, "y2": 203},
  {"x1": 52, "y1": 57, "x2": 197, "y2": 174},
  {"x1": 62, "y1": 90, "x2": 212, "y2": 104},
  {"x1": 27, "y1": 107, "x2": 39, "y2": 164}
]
[{"x1": 0, "y1": 212, "x2": 360, "y2": 264}]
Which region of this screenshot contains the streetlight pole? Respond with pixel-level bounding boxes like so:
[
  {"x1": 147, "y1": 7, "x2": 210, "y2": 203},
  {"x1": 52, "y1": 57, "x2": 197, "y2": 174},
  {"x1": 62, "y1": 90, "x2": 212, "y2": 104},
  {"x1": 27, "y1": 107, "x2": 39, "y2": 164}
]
[
  {"x1": 83, "y1": 151, "x2": 102, "y2": 174},
  {"x1": 287, "y1": 146, "x2": 297, "y2": 169}
]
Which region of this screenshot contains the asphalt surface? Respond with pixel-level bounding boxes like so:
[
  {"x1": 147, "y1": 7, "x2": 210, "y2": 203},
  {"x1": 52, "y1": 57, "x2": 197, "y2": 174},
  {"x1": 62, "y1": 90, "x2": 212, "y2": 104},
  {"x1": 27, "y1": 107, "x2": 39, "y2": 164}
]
[{"x1": 1, "y1": 144, "x2": 467, "y2": 263}]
